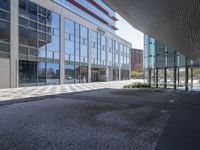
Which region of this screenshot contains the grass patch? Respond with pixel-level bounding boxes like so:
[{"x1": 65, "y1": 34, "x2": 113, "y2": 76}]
[{"x1": 124, "y1": 82, "x2": 150, "y2": 88}]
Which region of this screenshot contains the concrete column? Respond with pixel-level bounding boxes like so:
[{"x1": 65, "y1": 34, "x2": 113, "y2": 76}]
[
  {"x1": 129, "y1": 66, "x2": 131, "y2": 80},
  {"x1": 191, "y1": 67, "x2": 193, "y2": 90},
  {"x1": 105, "y1": 37, "x2": 109, "y2": 81},
  {"x1": 119, "y1": 66, "x2": 121, "y2": 80},
  {"x1": 156, "y1": 68, "x2": 158, "y2": 88},
  {"x1": 129, "y1": 48, "x2": 131, "y2": 80},
  {"x1": 177, "y1": 67, "x2": 180, "y2": 87},
  {"x1": 174, "y1": 51, "x2": 177, "y2": 90},
  {"x1": 164, "y1": 68, "x2": 167, "y2": 88},
  {"x1": 148, "y1": 68, "x2": 151, "y2": 87},
  {"x1": 185, "y1": 57, "x2": 188, "y2": 91},
  {"x1": 106, "y1": 66, "x2": 109, "y2": 81},
  {"x1": 10, "y1": 0, "x2": 19, "y2": 88},
  {"x1": 60, "y1": 14, "x2": 65, "y2": 84},
  {"x1": 88, "y1": 29, "x2": 91, "y2": 82},
  {"x1": 118, "y1": 43, "x2": 121, "y2": 81},
  {"x1": 153, "y1": 69, "x2": 156, "y2": 86},
  {"x1": 174, "y1": 66, "x2": 177, "y2": 90}
]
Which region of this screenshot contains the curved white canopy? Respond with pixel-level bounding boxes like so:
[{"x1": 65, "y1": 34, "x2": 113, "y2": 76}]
[{"x1": 103, "y1": 0, "x2": 200, "y2": 63}]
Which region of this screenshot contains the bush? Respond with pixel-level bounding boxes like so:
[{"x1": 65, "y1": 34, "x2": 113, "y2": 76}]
[{"x1": 124, "y1": 83, "x2": 150, "y2": 88}]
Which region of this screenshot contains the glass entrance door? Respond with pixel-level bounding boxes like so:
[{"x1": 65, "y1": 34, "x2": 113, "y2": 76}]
[
  {"x1": 19, "y1": 60, "x2": 37, "y2": 87},
  {"x1": 92, "y1": 70, "x2": 98, "y2": 82}
]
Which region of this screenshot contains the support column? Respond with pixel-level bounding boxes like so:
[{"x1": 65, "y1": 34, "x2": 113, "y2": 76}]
[
  {"x1": 60, "y1": 14, "x2": 65, "y2": 84},
  {"x1": 105, "y1": 37, "x2": 109, "y2": 81},
  {"x1": 88, "y1": 29, "x2": 91, "y2": 82},
  {"x1": 174, "y1": 51, "x2": 177, "y2": 90},
  {"x1": 148, "y1": 68, "x2": 151, "y2": 87},
  {"x1": 106, "y1": 66, "x2": 109, "y2": 81},
  {"x1": 185, "y1": 57, "x2": 188, "y2": 91},
  {"x1": 164, "y1": 68, "x2": 167, "y2": 88},
  {"x1": 153, "y1": 69, "x2": 156, "y2": 86},
  {"x1": 118, "y1": 43, "x2": 121, "y2": 81},
  {"x1": 129, "y1": 48, "x2": 131, "y2": 80},
  {"x1": 10, "y1": 0, "x2": 19, "y2": 88},
  {"x1": 129, "y1": 63, "x2": 131, "y2": 80},
  {"x1": 177, "y1": 67, "x2": 180, "y2": 87},
  {"x1": 174, "y1": 66, "x2": 177, "y2": 90},
  {"x1": 119, "y1": 66, "x2": 121, "y2": 80},
  {"x1": 156, "y1": 68, "x2": 158, "y2": 88},
  {"x1": 191, "y1": 67, "x2": 193, "y2": 90}
]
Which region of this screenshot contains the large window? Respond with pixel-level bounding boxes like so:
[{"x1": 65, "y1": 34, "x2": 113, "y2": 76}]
[
  {"x1": 80, "y1": 25, "x2": 88, "y2": 83},
  {"x1": 92, "y1": 31, "x2": 106, "y2": 66},
  {"x1": 64, "y1": 18, "x2": 88, "y2": 84},
  {"x1": 113, "y1": 69, "x2": 119, "y2": 81},
  {"x1": 121, "y1": 70, "x2": 129, "y2": 80},
  {"x1": 19, "y1": 0, "x2": 60, "y2": 86},
  {"x1": 107, "y1": 38, "x2": 113, "y2": 66},
  {"x1": 80, "y1": 25, "x2": 88, "y2": 64},
  {"x1": 80, "y1": 66, "x2": 88, "y2": 83},
  {"x1": 19, "y1": 60, "x2": 37, "y2": 86},
  {"x1": 100, "y1": 34, "x2": 106, "y2": 65},
  {"x1": 38, "y1": 62, "x2": 46, "y2": 85},
  {"x1": 75, "y1": 65, "x2": 80, "y2": 83},
  {"x1": 65, "y1": 18, "x2": 75, "y2": 62},
  {"x1": 47, "y1": 63, "x2": 60, "y2": 85},
  {"x1": 120, "y1": 44, "x2": 124, "y2": 66},
  {"x1": 75, "y1": 23, "x2": 80, "y2": 63},
  {"x1": 0, "y1": 0, "x2": 10, "y2": 58},
  {"x1": 65, "y1": 64, "x2": 75, "y2": 84},
  {"x1": 114, "y1": 41, "x2": 119, "y2": 67},
  {"x1": 91, "y1": 31, "x2": 97, "y2": 65}
]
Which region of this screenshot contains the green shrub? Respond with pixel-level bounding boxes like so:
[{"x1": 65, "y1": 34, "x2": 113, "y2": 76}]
[{"x1": 124, "y1": 83, "x2": 150, "y2": 88}]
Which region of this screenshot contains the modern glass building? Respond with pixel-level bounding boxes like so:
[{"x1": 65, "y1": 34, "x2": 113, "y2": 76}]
[
  {"x1": 131, "y1": 48, "x2": 143, "y2": 72},
  {"x1": 144, "y1": 34, "x2": 200, "y2": 91},
  {"x1": 0, "y1": 0, "x2": 131, "y2": 89}
]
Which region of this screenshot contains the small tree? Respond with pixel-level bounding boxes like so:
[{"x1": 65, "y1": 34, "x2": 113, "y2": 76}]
[
  {"x1": 131, "y1": 71, "x2": 142, "y2": 78},
  {"x1": 135, "y1": 65, "x2": 143, "y2": 72},
  {"x1": 193, "y1": 69, "x2": 200, "y2": 77}
]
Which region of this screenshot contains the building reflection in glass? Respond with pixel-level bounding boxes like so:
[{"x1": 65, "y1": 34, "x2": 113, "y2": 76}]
[{"x1": 18, "y1": 0, "x2": 60, "y2": 86}]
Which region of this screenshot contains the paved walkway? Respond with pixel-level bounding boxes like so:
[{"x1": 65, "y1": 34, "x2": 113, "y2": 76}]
[
  {"x1": 156, "y1": 91, "x2": 200, "y2": 150},
  {"x1": 0, "y1": 86, "x2": 172, "y2": 150},
  {"x1": 0, "y1": 80, "x2": 133, "y2": 101}
]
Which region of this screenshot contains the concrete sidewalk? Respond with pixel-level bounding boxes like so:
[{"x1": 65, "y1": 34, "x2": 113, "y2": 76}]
[
  {"x1": 156, "y1": 91, "x2": 200, "y2": 150},
  {"x1": 0, "y1": 80, "x2": 133, "y2": 101},
  {"x1": 0, "y1": 87, "x2": 172, "y2": 150}
]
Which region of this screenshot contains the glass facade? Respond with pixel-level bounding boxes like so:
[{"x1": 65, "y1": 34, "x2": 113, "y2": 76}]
[
  {"x1": 120, "y1": 44, "x2": 130, "y2": 80},
  {"x1": 0, "y1": 0, "x2": 131, "y2": 89},
  {"x1": 19, "y1": 0, "x2": 60, "y2": 86},
  {"x1": 53, "y1": 0, "x2": 116, "y2": 33},
  {"x1": 64, "y1": 18, "x2": 89, "y2": 84},
  {"x1": 113, "y1": 41, "x2": 119, "y2": 67},
  {"x1": 144, "y1": 34, "x2": 200, "y2": 90},
  {"x1": 91, "y1": 31, "x2": 106, "y2": 66},
  {"x1": 107, "y1": 38, "x2": 113, "y2": 66},
  {"x1": 0, "y1": 0, "x2": 10, "y2": 58},
  {"x1": 91, "y1": 31, "x2": 97, "y2": 65}
]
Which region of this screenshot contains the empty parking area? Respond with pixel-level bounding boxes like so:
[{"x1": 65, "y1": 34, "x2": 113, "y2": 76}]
[{"x1": 0, "y1": 87, "x2": 177, "y2": 150}]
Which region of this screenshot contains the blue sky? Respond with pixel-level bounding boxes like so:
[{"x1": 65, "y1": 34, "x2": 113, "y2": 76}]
[{"x1": 115, "y1": 13, "x2": 144, "y2": 50}]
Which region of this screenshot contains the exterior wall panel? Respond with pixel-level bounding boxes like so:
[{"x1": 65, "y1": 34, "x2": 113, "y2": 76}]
[{"x1": 0, "y1": 59, "x2": 10, "y2": 89}]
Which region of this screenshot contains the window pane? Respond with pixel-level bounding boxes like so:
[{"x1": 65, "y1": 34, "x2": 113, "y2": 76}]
[
  {"x1": 19, "y1": 60, "x2": 37, "y2": 86},
  {"x1": 65, "y1": 64, "x2": 75, "y2": 84},
  {"x1": 28, "y1": 1, "x2": 37, "y2": 21},
  {"x1": 0, "y1": 10, "x2": 10, "y2": 21},
  {"x1": 0, "y1": 0, "x2": 10, "y2": 11},
  {"x1": 0, "y1": 21, "x2": 10, "y2": 42},
  {"x1": 47, "y1": 63, "x2": 60, "y2": 85}
]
